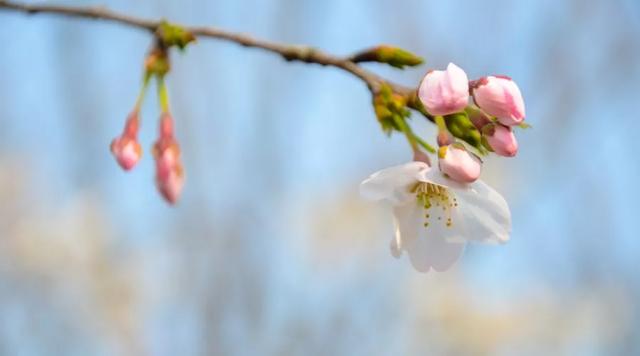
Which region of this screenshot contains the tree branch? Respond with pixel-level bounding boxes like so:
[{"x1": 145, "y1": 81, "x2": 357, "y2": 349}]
[{"x1": 0, "y1": 0, "x2": 422, "y2": 101}]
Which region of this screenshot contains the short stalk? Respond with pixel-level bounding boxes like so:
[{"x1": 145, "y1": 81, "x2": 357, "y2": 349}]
[
  {"x1": 157, "y1": 75, "x2": 170, "y2": 113},
  {"x1": 134, "y1": 71, "x2": 152, "y2": 111}
]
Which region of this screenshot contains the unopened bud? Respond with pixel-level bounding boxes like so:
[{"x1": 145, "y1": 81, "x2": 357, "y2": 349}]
[
  {"x1": 471, "y1": 76, "x2": 525, "y2": 126},
  {"x1": 154, "y1": 143, "x2": 185, "y2": 204},
  {"x1": 111, "y1": 137, "x2": 142, "y2": 171},
  {"x1": 438, "y1": 144, "x2": 482, "y2": 183},
  {"x1": 418, "y1": 63, "x2": 469, "y2": 116},
  {"x1": 110, "y1": 112, "x2": 142, "y2": 171},
  {"x1": 483, "y1": 123, "x2": 518, "y2": 157},
  {"x1": 153, "y1": 114, "x2": 184, "y2": 204}
]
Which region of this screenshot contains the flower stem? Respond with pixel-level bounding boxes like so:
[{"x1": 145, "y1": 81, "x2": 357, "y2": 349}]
[
  {"x1": 413, "y1": 135, "x2": 436, "y2": 154},
  {"x1": 435, "y1": 115, "x2": 447, "y2": 134},
  {"x1": 392, "y1": 116, "x2": 417, "y2": 151},
  {"x1": 157, "y1": 75, "x2": 170, "y2": 113},
  {"x1": 134, "y1": 71, "x2": 152, "y2": 111},
  {"x1": 392, "y1": 116, "x2": 435, "y2": 154}
]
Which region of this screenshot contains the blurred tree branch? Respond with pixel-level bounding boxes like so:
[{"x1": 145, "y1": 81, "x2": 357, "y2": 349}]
[{"x1": 0, "y1": 0, "x2": 429, "y2": 116}]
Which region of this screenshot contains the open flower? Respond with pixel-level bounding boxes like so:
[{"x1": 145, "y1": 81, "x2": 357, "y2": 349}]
[{"x1": 360, "y1": 161, "x2": 511, "y2": 272}]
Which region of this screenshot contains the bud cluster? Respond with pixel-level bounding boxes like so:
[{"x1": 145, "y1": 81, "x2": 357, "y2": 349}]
[
  {"x1": 110, "y1": 30, "x2": 193, "y2": 205},
  {"x1": 412, "y1": 62, "x2": 527, "y2": 183},
  {"x1": 108, "y1": 36, "x2": 525, "y2": 203}
]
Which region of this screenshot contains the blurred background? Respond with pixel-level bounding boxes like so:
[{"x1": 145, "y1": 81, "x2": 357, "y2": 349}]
[{"x1": 1, "y1": 0, "x2": 639, "y2": 355}]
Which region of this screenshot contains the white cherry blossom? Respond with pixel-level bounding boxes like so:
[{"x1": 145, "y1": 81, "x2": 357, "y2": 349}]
[{"x1": 360, "y1": 161, "x2": 511, "y2": 272}]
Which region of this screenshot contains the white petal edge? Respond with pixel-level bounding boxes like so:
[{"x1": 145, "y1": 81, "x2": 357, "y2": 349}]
[
  {"x1": 449, "y1": 179, "x2": 512, "y2": 244},
  {"x1": 360, "y1": 161, "x2": 428, "y2": 204},
  {"x1": 415, "y1": 166, "x2": 468, "y2": 190}
]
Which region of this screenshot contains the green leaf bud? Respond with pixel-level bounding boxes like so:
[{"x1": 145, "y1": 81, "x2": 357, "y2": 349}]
[{"x1": 352, "y1": 45, "x2": 424, "y2": 69}]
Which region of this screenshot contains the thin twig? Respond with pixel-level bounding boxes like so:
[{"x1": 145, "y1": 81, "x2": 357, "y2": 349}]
[{"x1": 0, "y1": 0, "x2": 421, "y2": 101}]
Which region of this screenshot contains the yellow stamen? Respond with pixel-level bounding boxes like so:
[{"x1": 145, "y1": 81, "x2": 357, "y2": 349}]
[{"x1": 412, "y1": 182, "x2": 456, "y2": 229}]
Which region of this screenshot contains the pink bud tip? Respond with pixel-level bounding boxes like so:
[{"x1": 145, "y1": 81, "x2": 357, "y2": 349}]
[
  {"x1": 483, "y1": 124, "x2": 518, "y2": 157},
  {"x1": 110, "y1": 136, "x2": 142, "y2": 171},
  {"x1": 418, "y1": 63, "x2": 470, "y2": 116},
  {"x1": 413, "y1": 150, "x2": 431, "y2": 166},
  {"x1": 153, "y1": 138, "x2": 184, "y2": 204},
  {"x1": 438, "y1": 144, "x2": 482, "y2": 183},
  {"x1": 437, "y1": 131, "x2": 454, "y2": 147},
  {"x1": 472, "y1": 76, "x2": 525, "y2": 126}
]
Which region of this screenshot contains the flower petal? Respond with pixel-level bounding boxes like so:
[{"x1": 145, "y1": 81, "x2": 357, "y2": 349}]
[
  {"x1": 389, "y1": 231, "x2": 401, "y2": 258},
  {"x1": 416, "y1": 166, "x2": 468, "y2": 190},
  {"x1": 407, "y1": 233, "x2": 465, "y2": 272},
  {"x1": 449, "y1": 180, "x2": 511, "y2": 244},
  {"x1": 360, "y1": 161, "x2": 428, "y2": 204},
  {"x1": 413, "y1": 168, "x2": 510, "y2": 244},
  {"x1": 392, "y1": 202, "x2": 465, "y2": 272}
]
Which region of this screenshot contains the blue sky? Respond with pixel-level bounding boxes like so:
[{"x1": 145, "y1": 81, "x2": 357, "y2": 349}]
[{"x1": 1, "y1": 0, "x2": 639, "y2": 354}]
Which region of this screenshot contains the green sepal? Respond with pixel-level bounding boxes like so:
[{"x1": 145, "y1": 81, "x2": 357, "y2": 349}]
[
  {"x1": 156, "y1": 20, "x2": 196, "y2": 51},
  {"x1": 373, "y1": 84, "x2": 410, "y2": 135},
  {"x1": 443, "y1": 112, "x2": 488, "y2": 155},
  {"x1": 407, "y1": 91, "x2": 431, "y2": 118},
  {"x1": 372, "y1": 84, "x2": 435, "y2": 153},
  {"x1": 517, "y1": 122, "x2": 532, "y2": 129}
]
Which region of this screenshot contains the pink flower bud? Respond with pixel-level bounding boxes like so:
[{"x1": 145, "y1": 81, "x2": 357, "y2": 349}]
[
  {"x1": 153, "y1": 114, "x2": 185, "y2": 204},
  {"x1": 110, "y1": 112, "x2": 142, "y2": 171},
  {"x1": 418, "y1": 63, "x2": 469, "y2": 116},
  {"x1": 438, "y1": 144, "x2": 482, "y2": 183},
  {"x1": 483, "y1": 123, "x2": 518, "y2": 157},
  {"x1": 471, "y1": 76, "x2": 525, "y2": 126},
  {"x1": 110, "y1": 136, "x2": 142, "y2": 171},
  {"x1": 154, "y1": 144, "x2": 185, "y2": 204}
]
